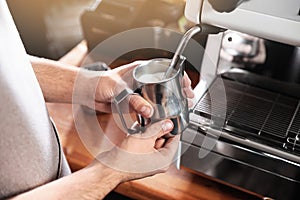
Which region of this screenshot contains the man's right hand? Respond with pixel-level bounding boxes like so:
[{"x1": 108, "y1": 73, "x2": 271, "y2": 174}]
[{"x1": 92, "y1": 119, "x2": 179, "y2": 182}]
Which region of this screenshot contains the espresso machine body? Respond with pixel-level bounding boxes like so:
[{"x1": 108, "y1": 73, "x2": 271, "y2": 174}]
[{"x1": 180, "y1": 0, "x2": 300, "y2": 199}]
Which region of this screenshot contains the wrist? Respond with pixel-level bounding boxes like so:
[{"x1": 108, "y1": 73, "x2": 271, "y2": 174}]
[
  {"x1": 72, "y1": 69, "x2": 105, "y2": 106},
  {"x1": 93, "y1": 148, "x2": 160, "y2": 183},
  {"x1": 88, "y1": 157, "x2": 125, "y2": 186}
]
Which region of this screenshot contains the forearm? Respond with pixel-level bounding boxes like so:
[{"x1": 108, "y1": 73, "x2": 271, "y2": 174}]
[
  {"x1": 29, "y1": 55, "x2": 80, "y2": 103},
  {"x1": 12, "y1": 162, "x2": 124, "y2": 200}
]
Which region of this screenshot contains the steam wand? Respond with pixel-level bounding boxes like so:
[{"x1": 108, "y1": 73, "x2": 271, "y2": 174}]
[{"x1": 164, "y1": 26, "x2": 202, "y2": 78}]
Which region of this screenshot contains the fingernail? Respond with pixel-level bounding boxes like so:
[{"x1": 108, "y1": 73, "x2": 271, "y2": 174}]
[
  {"x1": 162, "y1": 121, "x2": 173, "y2": 132},
  {"x1": 141, "y1": 106, "x2": 151, "y2": 116}
]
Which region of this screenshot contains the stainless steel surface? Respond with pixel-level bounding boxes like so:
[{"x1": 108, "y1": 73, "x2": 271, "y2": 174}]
[
  {"x1": 195, "y1": 76, "x2": 300, "y2": 154},
  {"x1": 114, "y1": 58, "x2": 189, "y2": 137},
  {"x1": 180, "y1": 140, "x2": 300, "y2": 200},
  {"x1": 222, "y1": 31, "x2": 259, "y2": 57},
  {"x1": 164, "y1": 26, "x2": 201, "y2": 78},
  {"x1": 180, "y1": 72, "x2": 300, "y2": 199},
  {"x1": 182, "y1": 0, "x2": 300, "y2": 199},
  {"x1": 185, "y1": 0, "x2": 300, "y2": 46}
]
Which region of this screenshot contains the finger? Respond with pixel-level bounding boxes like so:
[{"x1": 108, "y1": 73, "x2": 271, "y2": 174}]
[
  {"x1": 183, "y1": 72, "x2": 192, "y2": 87},
  {"x1": 183, "y1": 86, "x2": 195, "y2": 99},
  {"x1": 116, "y1": 60, "x2": 148, "y2": 76},
  {"x1": 85, "y1": 102, "x2": 112, "y2": 113},
  {"x1": 142, "y1": 119, "x2": 174, "y2": 139},
  {"x1": 188, "y1": 98, "x2": 194, "y2": 108},
  {"x1": 155, "y1": 138, "x2": 166, "y2": 149},
  {"x1": 164, "y1": 134, "x2": 180, "y2": 149},
  {"x1": 158, "y1": 135, "x2": 180, "y2": 156},
  {"x1": 95, "y1": 102, "x2": 112, "y2": 113},
  {"x1": 128, "y1": 95, "x2": 153, "y2": 118}
]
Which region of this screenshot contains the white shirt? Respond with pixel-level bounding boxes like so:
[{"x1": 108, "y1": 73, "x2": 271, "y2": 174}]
[{"x1": 0, "y1": 1, "x2": 70, "y2": 198}]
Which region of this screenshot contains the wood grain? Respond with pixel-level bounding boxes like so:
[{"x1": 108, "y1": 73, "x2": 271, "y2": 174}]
[{"x1": 47, "y1": 103, "x2": 263, "y2": 200}]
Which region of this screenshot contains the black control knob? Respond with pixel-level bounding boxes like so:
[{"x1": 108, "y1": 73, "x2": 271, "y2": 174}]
[{"x1": 208, "y1": 0, "x2": 245, "y2": 12}]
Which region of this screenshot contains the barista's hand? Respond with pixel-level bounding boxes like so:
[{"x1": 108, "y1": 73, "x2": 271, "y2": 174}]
[
  {"x1": 83, "y1": 61, "x2": 194, "y2": 116},
  {"x1": 94, "y1": 61, "x2": 154, "y2": 117},
  {"x1": 94, "y1": 119, "x2": 179, "y2": 181}
]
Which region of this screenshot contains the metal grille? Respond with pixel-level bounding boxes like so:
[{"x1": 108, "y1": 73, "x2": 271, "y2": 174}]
[{"x1": 195, "y1": 77, "x2": 300, "y2": 153}]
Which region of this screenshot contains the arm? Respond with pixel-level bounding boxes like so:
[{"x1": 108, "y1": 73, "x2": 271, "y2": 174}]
[
  {"x1": 30, "y1": 56, "x2": 156, "y2": 116},
  {"x1": 30, "y1": 56, "x2": 194, "y2": 114},
  {"x1": 29, "y1": 55, "x2": 81, "y2": 104},
  {"x1": 24, "y1": 53, "x2": 193, "y2": 199},
  {"x1": 12, "y1": 120, "x2": 176, "y2": 200},
  {"x1": 29, "y1": 40, "x2": 89, "y2": 103},
  {"x1": 12, "y1": 162, "x2": 123, "y2": 200}
]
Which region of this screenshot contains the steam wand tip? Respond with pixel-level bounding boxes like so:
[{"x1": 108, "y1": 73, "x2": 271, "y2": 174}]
[{"x1": 164, "y1": 26, "x2": 202, "y2": 78}]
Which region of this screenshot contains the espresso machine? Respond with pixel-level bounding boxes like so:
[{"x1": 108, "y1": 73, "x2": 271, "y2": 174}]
[{"x1": 179, "y1": 0, "x2": 300, "y2": 199}]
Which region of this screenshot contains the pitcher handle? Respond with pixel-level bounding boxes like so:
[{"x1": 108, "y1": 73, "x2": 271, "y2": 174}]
[{"x1": 113, "y1": 88, "x2": 142, "y2": 134}]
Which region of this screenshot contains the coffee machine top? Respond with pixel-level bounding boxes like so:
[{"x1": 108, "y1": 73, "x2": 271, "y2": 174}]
[{"x1": 184, "y1": 0, "x2": 300, "y2": 46}]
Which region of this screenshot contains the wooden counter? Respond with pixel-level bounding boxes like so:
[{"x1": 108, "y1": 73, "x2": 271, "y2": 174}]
[
  {"x1": 47, "y1": 103, "x2": 263, "y2": 200},
  {"x1": 47, "y1": 41, "x2": 264, "y2": 200}
]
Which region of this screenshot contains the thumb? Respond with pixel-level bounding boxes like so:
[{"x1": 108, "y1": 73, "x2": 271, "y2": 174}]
[
  {"x1": 141, "y1": 120, "x2": 174, "y2": 139},
  {"x1": 116, "y1": 60, "x2": 148, "y2": 76},
  {"x1": 128, "y1": 95, "x2": 153, "y2": 118}
]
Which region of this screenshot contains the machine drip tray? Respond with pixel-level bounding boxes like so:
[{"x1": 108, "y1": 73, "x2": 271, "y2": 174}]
[{"x1": 194, "y1": 70, "x2": 300, "y2": 155}]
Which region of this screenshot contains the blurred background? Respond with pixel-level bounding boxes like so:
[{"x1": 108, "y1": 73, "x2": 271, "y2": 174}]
[
  {"x1": 8, "y1": 0, "x2": 97, "y2": 59},
  {"x1": 7, "y1": 0, "x2": 188, "y2": 60}
]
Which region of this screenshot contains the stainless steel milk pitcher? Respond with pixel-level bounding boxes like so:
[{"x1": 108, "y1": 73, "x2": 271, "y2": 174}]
[{"x1": 113, "y1": 57, "x2": 189, "y2": 137}]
